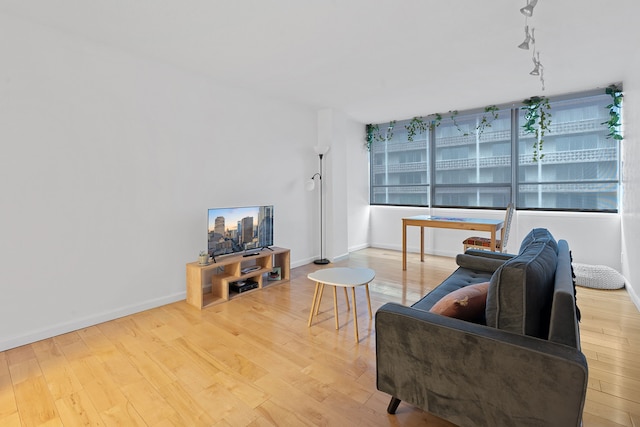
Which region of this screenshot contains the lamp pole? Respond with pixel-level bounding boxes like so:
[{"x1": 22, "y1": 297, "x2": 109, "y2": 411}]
[{"x1": 314, "y1": 152, "x2": 330, "y2": 265}]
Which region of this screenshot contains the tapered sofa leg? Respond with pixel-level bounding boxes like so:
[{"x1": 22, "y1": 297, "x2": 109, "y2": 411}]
[{"x1": 387, "y1": 397, "x2": 401, "y2": 414}]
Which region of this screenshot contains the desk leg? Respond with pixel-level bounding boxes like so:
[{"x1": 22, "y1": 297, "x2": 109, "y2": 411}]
[
  {"x1": 308, "y1": 282, "x2": 321, "y2": 327},
  {"x1": 402, "y1": 221, "x2": 407, "y2": 270},
  {"x1": 490, "y1": 229, "x2": 497, "y2": 251},
  {"x1": 333, "y1": 286, "x2": 339, "y2": 330},
  {"x1": 420, "y1": 226, "x2": 424, "y2": 262},
  {"x1": 351, "y1": 287, "x2": 359, "y2": 343},
  {"x1": 365, "y1": 284, "x2": 372, "y2": 319}
]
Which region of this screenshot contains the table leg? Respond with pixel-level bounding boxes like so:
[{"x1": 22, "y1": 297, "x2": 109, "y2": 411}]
[
  {"x1": 365, "y1": 284, "x2": 372, "y2": 319},
  {"x1": 333, "y1": 286, "x2": 339, "y2": 330},
  {"x1": 315, "y1": 283, "x2": 325, "y2": 315},
  {"x1": 402, "y1": 221, "x2": 407, "y2": 270},
  {"x1": 420, "y1": 226, "x2": 424, "y2": 262},
  {"x1": 351, "y1": 287, "x2": 359, "y2": 343},
  {"x1": 344, "y1": 288, "x2": 350, "y2": 310},
  {"x1": 308, "y1": 282, "x2": 321, "y2": 327}
]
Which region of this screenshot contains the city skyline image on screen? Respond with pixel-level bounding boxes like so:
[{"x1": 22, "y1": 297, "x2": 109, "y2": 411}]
[{"x1": 207, "y1": 205, "x2": 274, "y2": 257}]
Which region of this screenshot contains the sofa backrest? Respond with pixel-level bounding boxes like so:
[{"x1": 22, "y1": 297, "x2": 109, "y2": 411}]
[
  {"x1": 518, "y1": 227, "x2": 558, "y2": 254},
  {"x1": 485, "y1": 228, "x2": 558, "y2": 338}
]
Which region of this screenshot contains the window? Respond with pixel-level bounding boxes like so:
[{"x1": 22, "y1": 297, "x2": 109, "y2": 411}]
[
  {"x1": 369, "y1": 90, "x2": 620, "y2": 212},
  {"x1": 516, "y1": 95, "x2": 619, "y2": 211},
  {"x1": 370, "y1": 124, "x2": 430, "y2": 206},
  {"x1": 433, "y1": 109, "x2": 512, "y2": 208}
]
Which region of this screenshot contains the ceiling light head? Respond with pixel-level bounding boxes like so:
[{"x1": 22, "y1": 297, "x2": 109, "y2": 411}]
[
  {"x1": 529, "y1": 65, "x2": 540, "y2": 76},
  {"x1": 520, "y1": 0, "x2": 538, "y2": 17},
  {"x1": 520, "y1": 5, "x2": 534, "y2": 17},
  {"x1": 530, "y1": 53, "x2": 542, "y2": 76},
  {"x1": 518, "y1": 25, "x2": 531, "y2": 49}
]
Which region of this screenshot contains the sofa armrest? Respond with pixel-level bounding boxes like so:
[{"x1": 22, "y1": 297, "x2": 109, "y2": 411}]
[{"x1": 376, "y1": 303, "x2": 588, "y2": 427}]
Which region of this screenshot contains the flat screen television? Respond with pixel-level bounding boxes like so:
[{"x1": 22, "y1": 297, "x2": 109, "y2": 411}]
[{"x1": 207, "y1": 205, "x2": 274, "y2": 258}]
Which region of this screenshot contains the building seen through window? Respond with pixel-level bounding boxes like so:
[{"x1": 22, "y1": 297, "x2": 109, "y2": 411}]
[{"x1": 370, "y1": 90, "x2": 620, "y2": 212}]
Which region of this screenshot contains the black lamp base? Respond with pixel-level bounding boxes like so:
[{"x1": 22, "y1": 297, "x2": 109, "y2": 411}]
[{"x1": 313, "y1": 258, "x2": 330, "y2": 265}]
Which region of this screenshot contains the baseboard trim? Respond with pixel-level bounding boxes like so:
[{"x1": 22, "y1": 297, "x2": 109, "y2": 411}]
[
  {"x1": 626, "y1": 279, "x2": 640, "y2": 311},
  {"x1": 332, "y1": 252, "x2": 350, "y2": 262},
  {"x1": 0, "y1": 291, "x2": 186, "y2": 352},
  {"x1": 348, "y1": 243, "x2": 370, "y2": 252},
  {"x1": 292, "y1": 257, "x2": 315, "y2": 268},
  {"x1": 369, "y1": 243, "x2": 457, "y2": 259}
]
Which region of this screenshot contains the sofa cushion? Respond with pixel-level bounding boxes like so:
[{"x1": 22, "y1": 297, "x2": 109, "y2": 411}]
[
  {"x1": 429, "y1": 282, "x2": 489, "y2": 321},
  {"x1": 486, "y1": 230, "x2": 558, "y2": 338}
]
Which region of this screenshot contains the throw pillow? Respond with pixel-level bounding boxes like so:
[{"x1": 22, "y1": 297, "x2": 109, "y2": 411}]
[
  {"x1": 429, "y1": 282, "x2": 490, "y2": 321},
  {"x1": 485, "y1": 238, "x2": 558, "y2": 338}
]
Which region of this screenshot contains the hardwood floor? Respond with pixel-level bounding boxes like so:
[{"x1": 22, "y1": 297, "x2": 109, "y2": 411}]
[{"x1": 1, "y1": 248, "x2": 639, "y2": 426}]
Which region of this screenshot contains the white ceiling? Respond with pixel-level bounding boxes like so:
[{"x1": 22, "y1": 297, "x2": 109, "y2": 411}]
[{"x1": 1, "y1": 0, "x2": 637, "y2": 123}]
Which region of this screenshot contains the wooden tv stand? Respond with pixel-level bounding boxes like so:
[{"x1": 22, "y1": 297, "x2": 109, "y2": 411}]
[{"x1": 185, "y1": 247, "x2": 290, "y2": 309}]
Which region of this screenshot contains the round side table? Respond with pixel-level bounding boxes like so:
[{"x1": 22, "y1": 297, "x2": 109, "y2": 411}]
[{"x1": 307, "y1": 267, "x2": 375, "y2": 343}]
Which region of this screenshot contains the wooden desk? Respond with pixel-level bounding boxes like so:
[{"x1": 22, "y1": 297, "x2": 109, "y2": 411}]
[{"x1": 402, "y1": 215, "x2": 504, "y2": 270}]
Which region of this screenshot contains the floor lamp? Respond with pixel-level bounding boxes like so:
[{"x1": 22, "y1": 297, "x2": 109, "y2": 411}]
[{"x1": 306, "y1": 146, "x2": 330, "y2": 265}]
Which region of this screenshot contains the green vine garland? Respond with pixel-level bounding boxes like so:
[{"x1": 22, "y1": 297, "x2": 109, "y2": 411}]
[
  {"x1": 449, "y1": 110, "x2": 465, "y2": 135},
  {"x1": 603, "y1": 84, "x2": 623, "y2": 141},
  {"x1": 405, "y1": 114, "x2": 442, "y2": 142},
  {"x1": 366, "y1": 87, "x2": 622, "y2": 157},
  {"x1": 365, "y1": 121, "x2": 396, "y2": 150},
  {"x1": 450, "y1": 106, "x2": 499, "y2": 137},
  {"x1": 522, "y1": 96, "x2": 552, "y2": 162},
  {"x1": 365, "y1": 124, "x2": 378, "y2": 151},
  {"x1": 365, "y1": 105, "x2": 499, "y2": 149},
  {"x1": 478, "y1": 105, "x2": 500, "y2": 135}
]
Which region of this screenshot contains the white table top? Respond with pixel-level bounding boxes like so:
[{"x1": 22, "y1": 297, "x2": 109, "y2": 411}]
[{"x1": 307, "y1": 267, "x2": 375, "y2": 287}]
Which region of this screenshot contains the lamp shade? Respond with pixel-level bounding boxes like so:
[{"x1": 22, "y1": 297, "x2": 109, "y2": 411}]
[
  {"x1": 313, "y1": 145, "x2": 330, "y2": 156},
  {"x1": 305, "y1": 179, "x2": 316, "y2": 191}
]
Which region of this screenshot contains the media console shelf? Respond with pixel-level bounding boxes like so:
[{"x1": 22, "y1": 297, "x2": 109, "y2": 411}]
[{"x1": 185, "y1": 247, "x2": 290, "y2": 309}]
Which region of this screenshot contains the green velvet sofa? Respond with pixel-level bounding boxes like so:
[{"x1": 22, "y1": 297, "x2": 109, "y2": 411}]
[{"x1": 376, "y1": 228, "x2": 588, "y2": 427}]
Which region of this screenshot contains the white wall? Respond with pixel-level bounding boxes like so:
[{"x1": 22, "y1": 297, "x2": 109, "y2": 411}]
[
  {"x1": 620, "y1": 45, "x2": 640, "y2": 309},
  {"x1": 346, "y1": 119, "x2": 371, "y2": 252},
  {"x1": 0, "y1": 15, "x2": 320, "y2": 350},
  {"x1": 314, "y1": 108, "x2": 370, "y2": 261}
]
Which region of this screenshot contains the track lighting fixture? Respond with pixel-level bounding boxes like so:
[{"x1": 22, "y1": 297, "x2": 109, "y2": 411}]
[{"x1": 517, "y1": 1, "x2": 544, "y2": 90}]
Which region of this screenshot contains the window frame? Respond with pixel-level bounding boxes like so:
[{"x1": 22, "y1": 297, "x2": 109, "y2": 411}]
[{"x1": 369, "y1": 89, "x2": 621, "y2": 213}]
